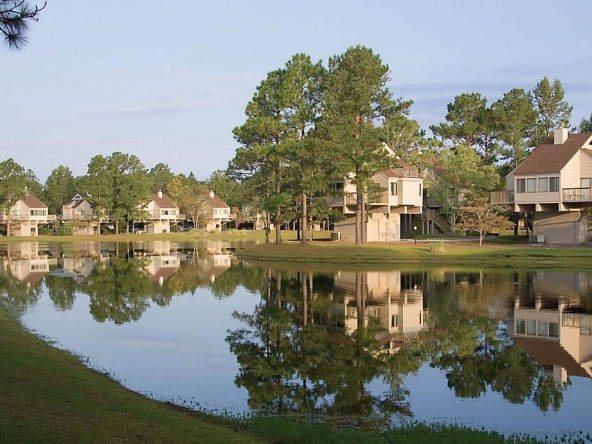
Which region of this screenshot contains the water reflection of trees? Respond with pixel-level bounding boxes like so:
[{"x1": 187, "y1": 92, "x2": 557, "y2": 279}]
[
  {"x1": 226, "y1": 269, "x2": 422, "y2": 426},
  {"x1": 0, "y1": 242, "x2": 248, "y2": 324},
  {"x1": 226, "y1": 267, "x2": 571, "y2": 423}
]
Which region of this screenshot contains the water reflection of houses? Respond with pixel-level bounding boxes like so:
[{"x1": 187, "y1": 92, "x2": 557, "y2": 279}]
[
  {"x1": 204, "y1": 241, "x2": 233, "y2": 282},
  {"x1": 51, "y1": 257, "x2": 95, "y2": 283},
  {"x1": 510, "y1": 272, "x2": 592, "y2": 382},
  {"x1": 133, "y1": 242, "x2": 181, "y2": 286},
  {"x1": 332, "y1": 270, "x2": 425, "y2": 351},
  {"x1": 0, "y1": 243, "x2": 56, "y2": 287}
]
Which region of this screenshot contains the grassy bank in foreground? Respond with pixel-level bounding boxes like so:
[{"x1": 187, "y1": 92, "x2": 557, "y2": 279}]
[
  {"x1": 237, "y1": 240, "x2": 592, "y2": 269},
  {"x1": 0, "y1": 305, "x2": 548, "y2": 444}
]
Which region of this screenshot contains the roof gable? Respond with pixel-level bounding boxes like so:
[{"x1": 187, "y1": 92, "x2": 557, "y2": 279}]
[
  {"x1": 514, "y1": 132, "x2": 592, "y2": 175},
  {"x1": 207, "y1": 195, "x2": 229, "y2": 209},
  {"x1": 150, "y1": 193, "x2": 178, "y2": 209},
  {"x1": 21, "y1": 192, "x2": 47, "y2": 209}
]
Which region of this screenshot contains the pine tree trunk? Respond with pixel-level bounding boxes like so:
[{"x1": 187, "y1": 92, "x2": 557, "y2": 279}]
[{"x1": 300, "y1": 192, "x2": 307, "y2": 245}]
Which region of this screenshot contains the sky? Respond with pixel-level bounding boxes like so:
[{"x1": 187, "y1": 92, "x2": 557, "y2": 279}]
[{"x1": 3, "y1": 0, "x2": 592, "y2": 183}]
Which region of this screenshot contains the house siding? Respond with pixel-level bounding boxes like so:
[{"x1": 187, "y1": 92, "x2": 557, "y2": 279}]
[{"x1": 533, "y1": 211, "x2": 589, "y2": 244}]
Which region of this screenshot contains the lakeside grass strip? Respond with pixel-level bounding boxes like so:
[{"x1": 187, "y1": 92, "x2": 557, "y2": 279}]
[
  {"x1": 0, "y1": 306, "x2": 263, "y2": 444},
  {"x1": 236, "y1": 242, "x2": 592, "y2": 269}
]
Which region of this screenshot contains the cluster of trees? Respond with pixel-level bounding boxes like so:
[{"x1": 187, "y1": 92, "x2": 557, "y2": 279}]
[
  {"x1": 231, "y1": 46, "x2": 419, "y2": 245},
  {"x1": 0, "y1": 154, "x2": 243, "y2": 235},
  {"x1": 230, "y1": 46, "x2": 592, "y2": 244}
]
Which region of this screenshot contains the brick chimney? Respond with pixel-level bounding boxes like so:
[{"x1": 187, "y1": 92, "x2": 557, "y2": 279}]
[{"x1": 554, "y1": 122, "x2": 569, "y2": 145}]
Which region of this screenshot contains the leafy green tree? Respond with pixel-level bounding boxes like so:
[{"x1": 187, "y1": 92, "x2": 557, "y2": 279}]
[
  {"x1": 80, "y1": 155, "x2": 112, "y2": 235},
  {"x1": 106, "y1": 152, "x2": 151, "y2": 233},
  {"x1": 167, "y1": 175, "x2": 208, "y2": 228},
  {"x1": 0, "y1": 158, "x2": 28, "y2": 236},
  {"x1": 493, "y1": 88, "x2": 537, "y2": 169},
  {"x1": 24, "y1": 168, "x2": 41, "y2": 197},
  {"x1": 430, "y1": 145, "x2": 500, "y2": 228},
  {"x1": 430, "y1": 93, "x2": 488, "y2": 148},
  {"x1": 455, "y1": 194, "x2": 514, "y2": 245},
  {"x1": 281, "y1": 54, "x2": 326, "y2": 245},
  {"x1": 148, "y1": 163, "x2": 174, "y2": 194},
  {"x1": 207, "y1": 169, "x2": 241, "y2": 209},
  {"x1": 575, "y1": 113, "x2": 592, "y2": 132},
  {"x1": 0, "y1": 0, "x2": 46, "y2": 50},
  {"x1": 43, "y1": 165, "x2": 76, "y2": 215},
  {"x1": 383, "y1": 110, "x2": 425, "y2": 163},
  {"x1": 232, "y1": 60, "x2": 299, "y2": 244},
  {"x1": 530, "y1": 77, "x2": 572, "y2": 146},
  {"x1": 430, "y1": 93, "x2": 500, "y2": 164},
  {"x1": 321, "y1": 45, "x2": 404, "y2": 244}
]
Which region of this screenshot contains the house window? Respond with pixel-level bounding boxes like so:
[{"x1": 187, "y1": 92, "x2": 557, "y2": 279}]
[
  {"x1": 30, "y1": 209, "x2": 46, "y2": 216},
  {"x1": 538, "y1": 178, "x2": 548, "y2": 192},
  {"x1": 538, "y1": 322, "x2": 548, "y2": 336},
  {"x1": 517, "y1": 179, "x2": 526, "y2": 193},
  {"x1": 391, "y1": 314, "x2": 398, "y2": 327},
  {"x1": 527, "y1": 320, "x2": 537, "y2": 335},
  {"x1": 581, "y1": 178, "x2": 592, "y2": 188},
  {"x1": 335, "y1": 182, "x2": 344, "y2": 191},
  {"x1": 516, "y1": 319, "x2": 526, "y2": 334},
  {"x1": 549, "y1": 322, "x2": 559, "y2": 338},
  {"x1": 527, "y1": 178, "x2": 537, "y2": 193},
  {"x1": 550, "y1": 177, "x2": 559, "y2": 192},
  {"x1": 390, "y1": 182, "x2": 397, "y2": 196}
]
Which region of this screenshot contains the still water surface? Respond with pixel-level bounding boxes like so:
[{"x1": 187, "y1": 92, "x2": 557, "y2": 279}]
[{"x1": 3, "y1": 241, "x2": 592, "y2": 438}]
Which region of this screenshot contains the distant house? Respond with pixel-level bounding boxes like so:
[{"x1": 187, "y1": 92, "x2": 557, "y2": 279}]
[
  {"x1": 141, "y1": 190, "x2": 180, "y2": 234},
  {"x1": 329, "y1": 164, "x2": 424, "y2": 242},
  {"x1": 62, "y1": 192, "x2": 97, "y2": 235},
  {"x1": 0, "y1": 191, "x2": 55, "y2": 236},
  {"x1": 203, "y1": 191, "x2": 235, "y2": 231},
  {"x1": 492, "y1": 125, "x2": 592, "y2": 244}
]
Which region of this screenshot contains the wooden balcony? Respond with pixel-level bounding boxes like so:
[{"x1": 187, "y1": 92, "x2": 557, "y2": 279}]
[
  {"x1": 563, "y1": 188, "x2": 592, "y2": 202},
  {"x1": 490, "y1": 190, "x2": 515, "y2": 204}
]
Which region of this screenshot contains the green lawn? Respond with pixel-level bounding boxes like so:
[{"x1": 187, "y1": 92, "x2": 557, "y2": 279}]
[{"x1": 236, "y1": 238, "x2": 592, "y2": 269}]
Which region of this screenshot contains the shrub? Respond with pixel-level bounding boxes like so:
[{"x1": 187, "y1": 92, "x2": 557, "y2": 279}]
[{"x1": 429, "y1": 240, "x2": 445, "y2": 253}]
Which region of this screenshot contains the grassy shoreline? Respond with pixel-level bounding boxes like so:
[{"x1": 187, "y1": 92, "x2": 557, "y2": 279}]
[{"x1": 236, "y1": 238, "x2": 592, "y2": 269}]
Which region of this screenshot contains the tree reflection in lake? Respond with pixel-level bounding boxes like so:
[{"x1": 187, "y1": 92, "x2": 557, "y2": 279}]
[
  {"x1": 0, "y1": 240, "x2": 247, "y2": 323},
  {"x1": 225, "y1": 268, "x2": 422, "y2": 427},
  {"x1": 226, "y1": 266, "x2": 574, "y2": 424}
]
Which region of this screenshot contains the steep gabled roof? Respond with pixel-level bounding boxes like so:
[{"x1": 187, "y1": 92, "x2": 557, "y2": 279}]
[
  {"x1": 207, "y1": 194, "x2": 229, "y2": 209},
  {"x1": 151, "y1": 193, "x2": 178, "y2": 209},
  {"x1": 514, "y1": 132, "x2": 592, "y2": 175},
  {"x1": 22, "y1": 192, "x2": 47, "y2": 209}
]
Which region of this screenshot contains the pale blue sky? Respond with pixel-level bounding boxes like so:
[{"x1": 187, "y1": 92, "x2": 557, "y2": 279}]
[{"x1": 3, "y1": 0, "x2": 592, "y2": 182}]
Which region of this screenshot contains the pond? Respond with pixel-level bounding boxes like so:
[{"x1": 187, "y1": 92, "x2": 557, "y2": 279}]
[{"x1": 2, "y1": 240, "x2": 592, "y2": 439}]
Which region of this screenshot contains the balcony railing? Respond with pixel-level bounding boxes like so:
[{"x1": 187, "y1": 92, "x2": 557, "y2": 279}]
[
  {"x1": 490, "y1": 190, "x2": 515, "y2": 204},
  {"x1": 563, "y1": 188, "x2": 592, "y2": 202}
]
